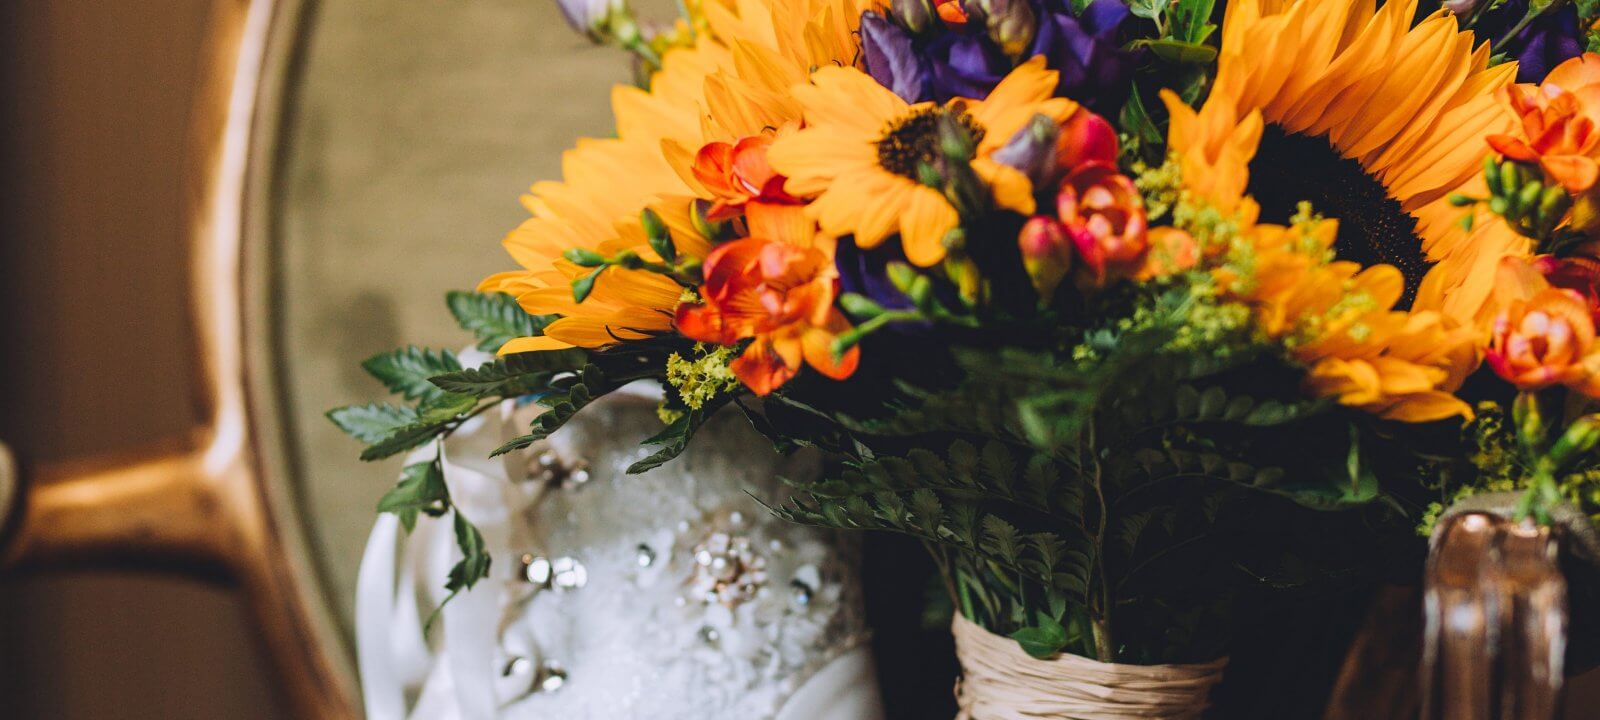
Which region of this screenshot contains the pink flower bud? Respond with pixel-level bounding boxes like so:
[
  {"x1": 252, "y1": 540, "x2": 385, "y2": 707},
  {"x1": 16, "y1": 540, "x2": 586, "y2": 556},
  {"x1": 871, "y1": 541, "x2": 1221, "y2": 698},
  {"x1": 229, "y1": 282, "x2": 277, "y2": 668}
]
[{"x1": 1018, "y1": 216, "x2": 1072, "y2": 301}]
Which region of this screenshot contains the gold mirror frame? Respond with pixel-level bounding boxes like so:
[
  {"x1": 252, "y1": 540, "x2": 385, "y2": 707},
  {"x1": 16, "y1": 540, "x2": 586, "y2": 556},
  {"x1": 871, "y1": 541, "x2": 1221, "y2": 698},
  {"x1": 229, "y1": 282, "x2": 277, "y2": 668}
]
[{"x1": 0, "y1": 1, "x2": 359, "y2": 717}]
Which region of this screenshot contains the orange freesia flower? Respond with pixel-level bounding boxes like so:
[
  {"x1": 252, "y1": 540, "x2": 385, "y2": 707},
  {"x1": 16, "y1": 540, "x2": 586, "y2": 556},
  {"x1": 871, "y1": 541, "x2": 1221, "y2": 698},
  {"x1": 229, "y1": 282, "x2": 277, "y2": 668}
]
[
  {"x1": 1134, "y1": 227, "x2": 1200, "y2": 281},
  {"x1": 674, "y1": 204, "x2": 859, "y2": 395},
  {"x1": 1488, "y1": 256, "x2": 1600, "y2": 395},
  {"x1": 1536, "y1": 253, "x2": 1600, "y2": 325},
  {"x1": 691, "y1": 127, "x2": 799, "y2": 222},
  {"x1": 1487, "y1": 54, "x2": 1600, "y2": 193},
  {"x1": 1057, "y1": 164, "x2": 1149, "y2": 287}
]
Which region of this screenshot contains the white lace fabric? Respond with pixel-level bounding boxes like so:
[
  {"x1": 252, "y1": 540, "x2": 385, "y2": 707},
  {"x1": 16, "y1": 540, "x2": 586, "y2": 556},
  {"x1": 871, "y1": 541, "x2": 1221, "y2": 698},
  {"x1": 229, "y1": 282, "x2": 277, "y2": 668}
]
[{"x1": 356, "y1": 376, "x2": 884, "y2": 720}]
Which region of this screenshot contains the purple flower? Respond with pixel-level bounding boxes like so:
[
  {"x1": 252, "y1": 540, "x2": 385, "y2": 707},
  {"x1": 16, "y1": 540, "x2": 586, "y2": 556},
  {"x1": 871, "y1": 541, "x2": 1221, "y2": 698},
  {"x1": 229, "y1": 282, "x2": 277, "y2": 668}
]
[
  {"x1": 837, "y1": 240, "x2": 916, "y2": 312},
  {"x1": 862, "y1": 0, "x2": 1136, "y2": 111},
  {"x1": 862, "y1": 12, "x2": 933, "y2": 103},
  {"x1": 1028, "y1": 0, "x2": 1137, "y2": 111},
  {"x1": 1478, "y1": 0, "x2": 1584, "y2": 83},
  {"x1": 555, "y1": 0, "x2": 618, "y2": 35}
]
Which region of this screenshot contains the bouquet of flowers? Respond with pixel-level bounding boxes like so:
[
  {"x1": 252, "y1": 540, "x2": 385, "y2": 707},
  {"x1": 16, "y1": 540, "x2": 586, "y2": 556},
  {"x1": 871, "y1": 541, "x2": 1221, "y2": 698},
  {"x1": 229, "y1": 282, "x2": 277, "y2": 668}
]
[{"x1": 332, "y1": 0, "x2": 1600, "y2": 714}]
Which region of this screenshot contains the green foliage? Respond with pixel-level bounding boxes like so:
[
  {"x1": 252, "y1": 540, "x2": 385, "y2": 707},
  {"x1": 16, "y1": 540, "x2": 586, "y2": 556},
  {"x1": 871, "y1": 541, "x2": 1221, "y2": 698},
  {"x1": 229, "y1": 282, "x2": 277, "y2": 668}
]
[
  {"x1": 1126, "y1": 0, "x2": 1166, "y2": 21},
  {"x1": 377, "y1": 459, "x2": 450, "y2": 532},
  {"x1": 447, "y1": 510, "x2": 492, "y2": 593},
  {"x1": 428, "y1": 350, "x2": 585, "y2": 398},
  {"x1": 627, "y1": 395, "x2": 733, "y2": 474},
  {"x1": 1127, "y1": 0, "x2": 1219, "y2": 64},
  {"x1": 361, "y1": 347, "x2": 462, "y2": 402},
  {"x1": 1168, "y1": 0, "x2": 1217, "y2": 44},
  {"x1": 492, "y1": 365, "x2": 610, "y2": 457},
  {"x1": 446, "y1": 291, "x2": 553, "y2": 352},
  {"x1": 1120, "y1": 82, "x2": 1167, "y2": 163},
  {"x1": 422, "y1": 508, "x2": 494, "y2": 635},
  {"x1": 775, "y1": 440, "x2": 1095, "y2": 600},
  {"x1": 327, "y1": 403, "x2": 419, "y2": 444},
  {"x1": 1010, "y1": 613, "x2": 1069, "y2": 659}
]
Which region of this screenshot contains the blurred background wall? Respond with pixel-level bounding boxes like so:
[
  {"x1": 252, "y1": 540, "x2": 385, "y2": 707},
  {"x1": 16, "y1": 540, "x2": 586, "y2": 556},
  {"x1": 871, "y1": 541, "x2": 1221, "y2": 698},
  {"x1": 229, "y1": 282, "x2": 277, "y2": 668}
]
[{"x1": 0, "y1": 2, "x2": 285, "y2": 718}]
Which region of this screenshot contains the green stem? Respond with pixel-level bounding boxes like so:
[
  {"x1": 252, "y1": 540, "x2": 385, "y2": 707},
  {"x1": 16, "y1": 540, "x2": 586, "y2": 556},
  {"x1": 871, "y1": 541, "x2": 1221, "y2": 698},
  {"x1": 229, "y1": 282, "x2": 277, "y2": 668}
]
[
  {"x1": 1496, "y1": 0, "x2": 1568, "y2": 50},
  {"x1": 1087, "y1": 421, "x2": 1115, "y2": 662}
]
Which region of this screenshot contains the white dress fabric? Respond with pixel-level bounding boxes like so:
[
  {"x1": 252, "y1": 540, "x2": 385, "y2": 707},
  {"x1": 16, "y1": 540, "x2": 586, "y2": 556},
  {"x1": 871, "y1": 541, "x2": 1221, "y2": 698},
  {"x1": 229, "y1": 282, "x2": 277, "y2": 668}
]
[{"x1": 355, "y1": 370, "x2": 885, "y2": 720}]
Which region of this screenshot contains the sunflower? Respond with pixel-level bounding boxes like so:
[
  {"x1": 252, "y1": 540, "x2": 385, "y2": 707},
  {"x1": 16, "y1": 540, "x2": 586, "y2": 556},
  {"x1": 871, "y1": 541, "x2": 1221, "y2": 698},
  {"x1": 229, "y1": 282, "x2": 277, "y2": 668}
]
[
  {"x1": 1156, "y1": 0, "x2": 1538, "y2": 421},
  {"x1": 1165, "y1": 0, "x2": 1528, "y2": 330},
  {"x1": 1211, "y1": 206, "x2": 1479, "y2": 421},
  {"x1": 767, "y1": 56, "x2": 1077, "y2": 266},
  {"x1": 483, "y1": 0, "x2": 878, "y2": 353}
]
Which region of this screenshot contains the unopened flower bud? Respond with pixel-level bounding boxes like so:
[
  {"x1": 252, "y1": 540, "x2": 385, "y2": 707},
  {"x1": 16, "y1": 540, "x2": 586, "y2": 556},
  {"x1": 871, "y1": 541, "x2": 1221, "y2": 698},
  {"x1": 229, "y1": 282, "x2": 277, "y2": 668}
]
[
  {"x1": 1550, "y1": 414, "x2": 1600, "y2": 468},
  {"x1": 892, "y1": 0, "x2": 938, "y2": 34},
  {"x1": 640, "y1": 208, "x2": 675, "y2": 261},
  {"x1": 1514, "y1": 390, "x2": 1553, "y2": 453},
  {"x1": 1056, "y1": 109, "x2": 1119, "y2": 174},
  {"x1": 972, "y1": 0, "x2": 1036, "y2": 57},
  {"x1": 557, "y1": 0, "x2": 623, "y2": 38},
  {"x1": 1443, "y1": 0, "x2": 1485, "y2": 15},
  {"x1": 1019, "y1": 216, "x2": 1072, "y2": 302},
  {"x1": 993, "y1": 114, "x2": 1061, "y2": 187},
  {"x1": 886, "y1": 261, "x2": 918, "y2": 294},
  {"x1": 839, "y1": 292, "x2": 887, "y2": 318},
  {"x1": 936, "y1": 111, "x2": 977, "y2": 161},
  {"x1": 563, "y1": 247, "x2": 607, "y2": 267},
  {"x1": 690, "y1": 198, "x2": 730, "y2": 241}
]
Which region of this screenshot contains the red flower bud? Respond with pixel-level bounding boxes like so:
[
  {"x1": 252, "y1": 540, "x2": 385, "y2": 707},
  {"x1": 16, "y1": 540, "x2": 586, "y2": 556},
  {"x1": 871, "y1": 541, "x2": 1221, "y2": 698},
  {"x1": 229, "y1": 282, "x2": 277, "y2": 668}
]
[
  {"x1": 1018, "y1": 215, "x2": 1072, "y2": 301},
  {"x1": 1538, "y1": 254, "x2": 1600, "y2": 326},
  {"x1": 1056, "y1": 109, "x2": 1119, "y2": 174}
]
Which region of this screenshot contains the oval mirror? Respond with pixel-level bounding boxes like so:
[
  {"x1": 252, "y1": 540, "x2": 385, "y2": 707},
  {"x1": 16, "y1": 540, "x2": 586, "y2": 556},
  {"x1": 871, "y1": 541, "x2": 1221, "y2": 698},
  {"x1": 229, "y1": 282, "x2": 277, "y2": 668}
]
[{"x1": 3, "y1": 1, "x2": 641, "y2": 716}]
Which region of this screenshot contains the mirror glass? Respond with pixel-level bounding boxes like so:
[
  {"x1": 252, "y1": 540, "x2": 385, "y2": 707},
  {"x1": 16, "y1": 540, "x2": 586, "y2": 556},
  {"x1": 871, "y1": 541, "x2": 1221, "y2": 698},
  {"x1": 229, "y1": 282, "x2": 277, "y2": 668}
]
[{"x1": 268, "y1": 0, "x2": 631, "y2": 636}]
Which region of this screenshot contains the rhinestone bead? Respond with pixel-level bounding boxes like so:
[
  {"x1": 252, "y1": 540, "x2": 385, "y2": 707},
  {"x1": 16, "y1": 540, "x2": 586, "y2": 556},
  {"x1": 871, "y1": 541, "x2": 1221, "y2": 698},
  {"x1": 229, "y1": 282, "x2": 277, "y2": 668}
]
[
  {"x1": 521, "y1": 554, "x2": 553, "y2": 586},
  {"x1": 503, "y1": 656, "x2": 533, "y2": 677},
  {"x1": 551, "y1": 556, "x2": 588, "y2": 589},
  {"x1": 537, "y1": 661, "x2": 568, "y2": 693}
]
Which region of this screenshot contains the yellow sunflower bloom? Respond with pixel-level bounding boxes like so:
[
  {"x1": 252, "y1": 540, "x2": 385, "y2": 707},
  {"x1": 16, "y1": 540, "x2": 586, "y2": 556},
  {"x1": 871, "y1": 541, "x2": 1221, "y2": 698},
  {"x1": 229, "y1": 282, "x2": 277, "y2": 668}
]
[
  {"x1": 767, "y1": 56, "x2": 1077, "y2": 266},
  {"x1": 1220, "y1": 214, "x2": 1479, "y2": 422},
  {"x1": 1164, "y1": 0, "x2": 1528, "y2": 331},
  {"x1": 483, "y1": 0, "x2": 879, "y2": 352},
  {"x1": 1158, "y1": 0, "x2": 1531, "y2": 422}
]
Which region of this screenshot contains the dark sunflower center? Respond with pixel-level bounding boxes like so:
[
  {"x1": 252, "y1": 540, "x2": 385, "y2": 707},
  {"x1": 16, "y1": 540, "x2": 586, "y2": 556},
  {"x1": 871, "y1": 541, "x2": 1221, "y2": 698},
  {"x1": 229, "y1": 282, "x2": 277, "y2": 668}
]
[
  {"x1": 877, "y1": 106, "x2": 986, "y2": 180},
  {"x1": 1246, "y1": 124, "x2": 1430, "y2": 308}
]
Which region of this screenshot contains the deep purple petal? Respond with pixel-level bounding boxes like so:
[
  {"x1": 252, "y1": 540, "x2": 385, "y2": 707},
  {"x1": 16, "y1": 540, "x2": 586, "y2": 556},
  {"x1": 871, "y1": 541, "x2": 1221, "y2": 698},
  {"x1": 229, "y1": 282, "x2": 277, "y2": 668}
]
[
  {"x1": 862, "y1": 12, "x2": 933, "y2": 102},
  {"x1": 837, "y1": 241, "x2": 915, "y2": 311},
  {"x1": 927, "y1": 33, "x2": 1009, "y2": 101},
  {"x1": 1079, "y1": 0, "x2": 1130, "y2": 37},
  {"x1": 905, "y1": 0, "x2": 1137, "y2": 111}
]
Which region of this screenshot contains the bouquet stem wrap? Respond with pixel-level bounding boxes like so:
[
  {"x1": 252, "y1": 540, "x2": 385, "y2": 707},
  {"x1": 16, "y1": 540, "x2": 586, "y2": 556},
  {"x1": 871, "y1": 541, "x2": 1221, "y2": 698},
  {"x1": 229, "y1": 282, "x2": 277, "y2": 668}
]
[{"x1": 952, "y1": 613, "x2": 1227, "y2": 720}]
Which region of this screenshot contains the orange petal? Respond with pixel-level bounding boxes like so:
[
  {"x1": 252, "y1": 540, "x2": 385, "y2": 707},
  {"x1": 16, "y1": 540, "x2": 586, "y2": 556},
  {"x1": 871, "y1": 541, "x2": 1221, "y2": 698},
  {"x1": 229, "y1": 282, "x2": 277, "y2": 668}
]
[
  {"x1": 731, "y1": 337, "x2": 799, "y2": 395},
  {"x1": 1545, "y1": 53, "x2": 1600, "y2": 94},
  {"x1": 1486, "y1": 133, "x2": 1539, "y2": 162},
  {"x1": 801, "y1": 312, "x2": 861, "y2": 381},
  {"x1": 1541, "y1": 155, "x2": 1600, "y2": 192}
]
